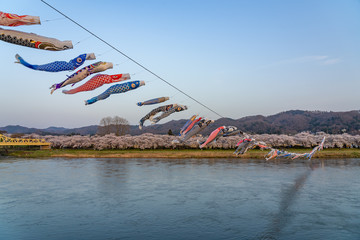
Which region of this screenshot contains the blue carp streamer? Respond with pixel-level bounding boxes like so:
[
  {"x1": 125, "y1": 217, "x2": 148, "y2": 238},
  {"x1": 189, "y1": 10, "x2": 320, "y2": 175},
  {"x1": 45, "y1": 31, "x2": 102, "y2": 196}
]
[
  {"x1": 137, "y1": 96, "x2": 169, "y2": 106},
  {"x1": 15, "y1": 53, "x2": 95, "y2": 72},
  {"x1": 85, "y1": 80, "x2": 145, "y2": 105}
]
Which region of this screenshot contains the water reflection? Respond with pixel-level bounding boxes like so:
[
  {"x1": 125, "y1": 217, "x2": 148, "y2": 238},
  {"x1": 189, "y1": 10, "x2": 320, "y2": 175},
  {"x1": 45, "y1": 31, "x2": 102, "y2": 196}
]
[
  {"x1": 259, "y1": 168, "x2": 312, "y2": 239},
  {"x1": 0, "y1": 158, "x2": 359, "y2": 240}
]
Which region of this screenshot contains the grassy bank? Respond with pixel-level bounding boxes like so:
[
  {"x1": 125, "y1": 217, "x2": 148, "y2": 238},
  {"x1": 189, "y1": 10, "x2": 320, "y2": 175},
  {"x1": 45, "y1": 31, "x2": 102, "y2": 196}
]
[{"x1": 4, "y1": 148, "x2": 360, "y2": 159}]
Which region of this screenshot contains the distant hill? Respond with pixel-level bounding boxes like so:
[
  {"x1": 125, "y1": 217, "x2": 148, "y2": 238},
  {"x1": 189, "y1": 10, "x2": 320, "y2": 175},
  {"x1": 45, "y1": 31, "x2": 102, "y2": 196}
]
[
  {"x1": 226, "y1": 110, "x2": 360, "y2": 135},
  {"x1": 0, "y1": 125, "x2": 98, "y2": 135},
  {"x1": 1, "y1": 110, "x2": 359, "y2": 135},
  {"x1": 130, "y1": 110, "x2": 360, "y2": 135}
]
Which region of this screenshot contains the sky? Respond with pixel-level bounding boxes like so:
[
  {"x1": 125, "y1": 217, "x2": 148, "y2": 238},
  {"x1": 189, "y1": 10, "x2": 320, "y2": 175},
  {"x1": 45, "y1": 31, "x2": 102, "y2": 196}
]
[{"x1": 1, "y1": 0, "x2": 360, "y2": 128}]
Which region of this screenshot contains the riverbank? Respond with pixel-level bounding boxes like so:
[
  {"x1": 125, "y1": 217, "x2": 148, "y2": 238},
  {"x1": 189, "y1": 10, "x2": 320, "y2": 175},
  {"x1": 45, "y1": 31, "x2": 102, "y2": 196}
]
[{"x1": 3, "y1": 148, "x2": 360, "y2": 159}]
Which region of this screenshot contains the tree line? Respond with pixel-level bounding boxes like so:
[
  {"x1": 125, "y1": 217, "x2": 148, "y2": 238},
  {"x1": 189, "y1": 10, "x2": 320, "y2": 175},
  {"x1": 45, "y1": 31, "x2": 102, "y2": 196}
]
[{"x1": 20, "y1": 132, "x2": 360, "y2": 150}]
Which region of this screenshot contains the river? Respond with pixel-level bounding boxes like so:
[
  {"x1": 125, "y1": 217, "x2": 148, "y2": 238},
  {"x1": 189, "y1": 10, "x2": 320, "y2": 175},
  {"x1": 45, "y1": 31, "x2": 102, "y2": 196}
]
[{"x1": 0, "y1": 157, "x2": 359, "y2": 240}]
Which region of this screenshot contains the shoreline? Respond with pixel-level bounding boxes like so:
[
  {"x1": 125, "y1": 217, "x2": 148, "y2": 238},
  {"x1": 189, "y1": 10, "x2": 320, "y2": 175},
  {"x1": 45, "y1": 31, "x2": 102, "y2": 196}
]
[{"x1": 2, "y1": 148, "x2": 360, "y2": 159}]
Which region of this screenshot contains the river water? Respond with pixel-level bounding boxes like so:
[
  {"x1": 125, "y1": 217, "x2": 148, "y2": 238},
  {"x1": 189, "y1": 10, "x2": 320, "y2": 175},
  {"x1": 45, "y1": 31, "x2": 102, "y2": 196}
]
[{"x1": 0, "y1": 157, "x2": 359, "y2": 240}]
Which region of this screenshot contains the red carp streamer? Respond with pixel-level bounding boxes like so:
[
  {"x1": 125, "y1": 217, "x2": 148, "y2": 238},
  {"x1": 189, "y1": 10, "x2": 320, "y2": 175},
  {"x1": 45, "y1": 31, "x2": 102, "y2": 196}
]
[{"x1": 62, "y1": 73, "x2": 130, "y2": 94}]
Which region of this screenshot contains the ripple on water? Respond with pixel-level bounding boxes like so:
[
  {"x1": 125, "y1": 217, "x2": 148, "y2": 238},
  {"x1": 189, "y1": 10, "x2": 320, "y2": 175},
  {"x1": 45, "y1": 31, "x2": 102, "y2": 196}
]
[{"x1": 0, "y1": 158, "x2": 359, "y2": 240}]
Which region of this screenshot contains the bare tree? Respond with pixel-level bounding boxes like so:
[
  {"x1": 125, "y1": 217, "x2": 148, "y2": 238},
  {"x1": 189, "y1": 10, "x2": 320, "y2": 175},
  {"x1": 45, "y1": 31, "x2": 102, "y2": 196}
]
[
  {"x1": 112, "y1": 116, "x2": 130, "y2": 136},
  {"x1": 98, "y1": 116, "x2": 130, "y2": 136},
  {"x1": 98, "y1": 116, "x2": 113, "y2": 135}
]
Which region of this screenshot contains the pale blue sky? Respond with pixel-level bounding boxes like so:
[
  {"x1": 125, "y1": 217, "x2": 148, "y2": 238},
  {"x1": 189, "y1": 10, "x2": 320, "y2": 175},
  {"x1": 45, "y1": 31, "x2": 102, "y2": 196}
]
[{"x1": 1, "y1": 0, "x2": 359, "y2": 128}]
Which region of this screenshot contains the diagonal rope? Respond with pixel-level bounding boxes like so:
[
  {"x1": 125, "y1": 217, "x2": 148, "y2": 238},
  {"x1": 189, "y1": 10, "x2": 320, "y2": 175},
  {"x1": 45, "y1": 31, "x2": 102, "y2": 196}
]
[{"x1": 41, "y1": 0, "x2": 224, "y2": 118}]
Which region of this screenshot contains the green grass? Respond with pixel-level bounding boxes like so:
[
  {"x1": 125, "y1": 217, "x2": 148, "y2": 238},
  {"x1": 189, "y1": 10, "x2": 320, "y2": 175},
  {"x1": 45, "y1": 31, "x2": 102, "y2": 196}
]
[{"x1": 3, "y1": 148, "x2": 360, "y2": 159}]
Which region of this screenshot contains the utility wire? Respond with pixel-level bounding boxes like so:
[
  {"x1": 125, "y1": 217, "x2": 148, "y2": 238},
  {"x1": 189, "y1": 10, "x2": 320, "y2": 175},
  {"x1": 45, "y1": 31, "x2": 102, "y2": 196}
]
[{"x1": 41, "y1": 0, "x2": 224, "y2": 118}]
